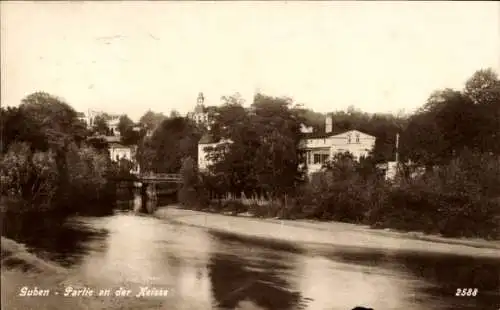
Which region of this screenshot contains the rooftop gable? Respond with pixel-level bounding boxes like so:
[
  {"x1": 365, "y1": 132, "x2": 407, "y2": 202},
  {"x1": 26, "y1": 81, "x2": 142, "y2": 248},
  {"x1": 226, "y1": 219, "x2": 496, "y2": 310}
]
[{"x1": 303, "y1": 129, "x2": 375, "y2": 140}]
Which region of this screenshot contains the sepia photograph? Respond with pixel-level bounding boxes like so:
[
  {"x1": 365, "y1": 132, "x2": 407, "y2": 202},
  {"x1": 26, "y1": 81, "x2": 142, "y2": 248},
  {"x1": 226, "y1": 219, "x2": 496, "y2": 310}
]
[{"x1": 1, "y1": 1, "x2": 499, "y2": 309}]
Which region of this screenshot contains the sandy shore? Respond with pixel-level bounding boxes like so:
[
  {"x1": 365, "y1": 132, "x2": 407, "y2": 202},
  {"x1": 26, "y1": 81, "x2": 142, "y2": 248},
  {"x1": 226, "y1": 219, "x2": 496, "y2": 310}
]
[{"x1": 155, "y1": 207, "x2": 500, "y2": 258}]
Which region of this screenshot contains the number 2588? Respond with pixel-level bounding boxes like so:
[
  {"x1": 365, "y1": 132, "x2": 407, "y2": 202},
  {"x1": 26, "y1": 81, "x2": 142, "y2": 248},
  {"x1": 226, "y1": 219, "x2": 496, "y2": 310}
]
[{"x1": 455, "y1": 288, "x2": 478, "y2": 296}]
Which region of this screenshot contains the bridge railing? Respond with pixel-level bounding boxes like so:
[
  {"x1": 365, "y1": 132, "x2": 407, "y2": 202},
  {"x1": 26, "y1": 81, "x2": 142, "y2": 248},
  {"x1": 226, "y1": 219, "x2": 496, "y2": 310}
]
[{"x1": 138, "y1": 173, "x2": 182, "y2": 180}]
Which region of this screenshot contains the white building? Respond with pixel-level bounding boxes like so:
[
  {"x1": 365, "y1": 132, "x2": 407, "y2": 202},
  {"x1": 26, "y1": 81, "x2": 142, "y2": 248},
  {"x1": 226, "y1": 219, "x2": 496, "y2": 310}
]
[
  {"x1": 109, "y1": 142, "x2": 133, "y2": 161},
  {"x1": 300, "y1": 123, "x2": 314, "y2": 133},
  {"x1": 107, "y1": 117, "x2": 120, "y2": 136},
  {"x1": 197, "y1": 114, "x2": 376, "y2": 175},
  {"x1": 301, "y1": 117, "x2": 376, "y2": 174},
  {"x1": 197, "y1": 137, "x2": 232, "y2": 172}
]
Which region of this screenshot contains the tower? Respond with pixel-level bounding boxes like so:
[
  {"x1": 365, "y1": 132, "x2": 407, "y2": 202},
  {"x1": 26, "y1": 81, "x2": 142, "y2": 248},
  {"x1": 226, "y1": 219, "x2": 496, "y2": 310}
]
[
  {"x1": 193, "y1": 92, "x2": 207, "y2": 124},
  {"x1": 197, "y1": 92, "x2": 205, "y2": 106}
]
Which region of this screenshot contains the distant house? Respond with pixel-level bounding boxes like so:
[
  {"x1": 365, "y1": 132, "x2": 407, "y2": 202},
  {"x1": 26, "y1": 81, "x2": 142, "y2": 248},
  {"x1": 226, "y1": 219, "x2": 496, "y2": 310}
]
[
  {"x1": 76, "y1": 112, "x2": 87, "y2": 124},
  {"x1": 100, "y1": 136, "x2": 133, "y2": 161},
  {"x1": 197, "y1": 134, "x2": 232, "y2": 172},
  {"x1": 91, "y1": 135, "x2": 139, "y2": 173},
  {"x1": 196, "y1": 114, "x2": 376, "y2": 175},
  {"x1": 109, "y1": 142, "x2": 133, "y2": 162},
  {"x1": 300, "y1": 116, "x2": 376, "y2": 174},
  {"x1": 107, "y1": 117, "x2": 120, "y2": 136}
]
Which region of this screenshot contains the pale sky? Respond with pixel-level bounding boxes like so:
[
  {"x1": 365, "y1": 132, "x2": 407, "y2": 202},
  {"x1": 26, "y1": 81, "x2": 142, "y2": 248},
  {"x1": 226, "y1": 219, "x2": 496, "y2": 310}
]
[{"x1": 2, "y1": 1, "x2": 499, "y2": 121}]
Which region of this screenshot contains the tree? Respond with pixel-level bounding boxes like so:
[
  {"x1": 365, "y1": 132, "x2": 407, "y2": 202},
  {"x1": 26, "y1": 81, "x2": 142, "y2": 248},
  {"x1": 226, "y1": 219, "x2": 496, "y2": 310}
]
[
  {"x1": 139, "y1": 110, "x2": 167, "y2": 132},
  {"x1": 17, "y1": 92, "x2": 91, "y2": 206},
  {"x1": 463, "y1": 68, "x2": 500, "y2": 154},
  {"x1": 0, "y1": 142, "x2": 59, "y2": 210},
  {"x1": 92, "y1": 115, "x2": 111, "y2": 136},
  {"x1": 117, "y1": 114, "x2": 134, "y2": 136},
  {"x1": 19, "y1": 92, "x2": 89, "y2": 150},
  {"x1": 1, "y1": 92, "x2": 116, "y2": 215},
  {"x1": 178, "y1": 156, "x2": 203, "y2": 208},
  {"x1": 87, "y1": 136, "x2": 110, "y2": 155},
  {"x1": 1, "y1": 106, "x2": 47, "y2": 154},
  {"x1": 251, "y1": 94, "x2": 305, "y2": 196},
  {"x1": 205, "y1": 93, "x2": 304, "y2": 198},
  {"x1": 121, "y1": 128, "x2": 143, "y2": 146},
  {"x1": 464, "y1": 68, "x2": 500, "y2": 105},
  {"x1": 116, "y1": 114, "x2": 143, "y2": 146},
  {"x1": 295, "y1": 108, "x2": 325, "y2": 133},
  {"x1": 400, "y1": 69, "x2": 500, "y2": 166},
  {"x1": 400, "y1": 111, "x2": 448, "y2": 167},
  {"x1": 136, "y1": 117, "x2": 200, "y2": 173},
  {"x1": 169, "y1": 110, "x2": 181, "y2": 118}
]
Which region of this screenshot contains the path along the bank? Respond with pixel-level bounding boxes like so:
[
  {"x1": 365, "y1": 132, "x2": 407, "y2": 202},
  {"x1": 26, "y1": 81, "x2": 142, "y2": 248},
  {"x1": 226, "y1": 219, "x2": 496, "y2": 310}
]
[{"x1": 155, "y1": 207, "x2": 500, "y2": 258}]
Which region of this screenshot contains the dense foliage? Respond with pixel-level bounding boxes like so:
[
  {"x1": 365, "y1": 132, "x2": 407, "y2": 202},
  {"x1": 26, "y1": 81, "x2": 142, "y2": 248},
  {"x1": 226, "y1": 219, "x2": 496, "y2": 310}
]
[
  {"x1": 136, "y1": 116, "x2": 201, "y2": 173},
  {"x1": 179, "y1": 68, "x2": 500, "y2": 240},
  {"x1": 204, "y1": 94, "x2": 306, "y2": 198},
  {"x1": 0, "y1": 92, "x2": 117, "y2": 216}
]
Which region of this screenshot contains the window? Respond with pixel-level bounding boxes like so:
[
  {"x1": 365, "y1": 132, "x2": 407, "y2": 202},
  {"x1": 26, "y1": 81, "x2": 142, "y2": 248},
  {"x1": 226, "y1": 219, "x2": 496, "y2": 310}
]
[
  {"x1": 347, "y1": 135, "x2": 351, "y2": 144},
  {"x1": 313, "y1": 154, "x2": 329, "y2": 164},
  {"x1": 314, "y1": 154, "x2": 321, "y2": 164},
  {"x1": 356, "y1": 134, "x2": 360, "y2": 143}
]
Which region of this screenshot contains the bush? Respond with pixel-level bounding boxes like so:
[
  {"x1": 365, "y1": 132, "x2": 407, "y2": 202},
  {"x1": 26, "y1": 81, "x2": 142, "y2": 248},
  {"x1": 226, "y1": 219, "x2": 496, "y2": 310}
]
[
  {"x1": 305, "y1": 154, "x2": 388, "y2": 223},
  {"x1": 368, "y1": 151, "x2": 500, "y2": 239},
  {"x1": 178, "y1": 157, "x2": 210, "y2": 210},
  {"x1": 0, "y1": 141, "x2": 116, "y2": 216},
  {"x1": 301, "y1": 151, "x2": 500, "y2": 239},
  {"x1": 0, "y1": 143, "x2": 59, "y2": 212}
]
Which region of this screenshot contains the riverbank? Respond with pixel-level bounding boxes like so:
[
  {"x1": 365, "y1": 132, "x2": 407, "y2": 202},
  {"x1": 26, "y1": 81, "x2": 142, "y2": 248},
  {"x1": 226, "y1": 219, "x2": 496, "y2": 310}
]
[
  {"x1": 156, "y1": 207, "x2": 500, "y2": 258},
  {"x1": 0, "y1": 237, "x2": 173, "y2": 310},
  {"x1": 1, "y1": 236, "x2": 82, "y2": 309}
]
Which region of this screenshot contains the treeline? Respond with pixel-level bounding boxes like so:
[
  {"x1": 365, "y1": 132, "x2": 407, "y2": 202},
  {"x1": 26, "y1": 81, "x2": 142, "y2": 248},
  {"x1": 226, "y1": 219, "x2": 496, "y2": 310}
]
[
  {"x1": 171, "y1": 68, "x2": 499, "y2": 240},
  {"x1": 0, "y1": 92, "x2": 129, "y2": 219},
  {"x1": 5, "y1": 67, "x2": 497, "y2": 240}
]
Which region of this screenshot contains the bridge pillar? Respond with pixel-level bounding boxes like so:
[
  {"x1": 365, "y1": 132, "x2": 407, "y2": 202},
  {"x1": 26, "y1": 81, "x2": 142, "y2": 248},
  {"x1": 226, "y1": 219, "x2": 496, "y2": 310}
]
[{"x1": 139, "y1": 182, "x2": 158, "y2": 214}]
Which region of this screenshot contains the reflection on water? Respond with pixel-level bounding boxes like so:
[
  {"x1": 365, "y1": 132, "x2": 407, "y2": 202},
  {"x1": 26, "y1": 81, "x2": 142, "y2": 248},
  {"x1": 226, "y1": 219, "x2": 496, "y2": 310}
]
[
  {"x1": 1, "y1": 212, "x2": 107, "y2": 268},
  {"x1": 4, "y1": 210, "x2": 500, "y2": 310}
]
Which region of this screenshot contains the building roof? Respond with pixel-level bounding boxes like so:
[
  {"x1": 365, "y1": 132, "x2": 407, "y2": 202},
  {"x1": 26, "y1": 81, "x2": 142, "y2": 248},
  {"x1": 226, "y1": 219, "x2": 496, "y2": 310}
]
[
  {"x1": 198, "y1": 129, "x2": 375, "y2": 145},
  {"x1": 109, "y1": 142, "x2": 131, "y2": 149},
  {"x1": 108, "y1": 118, "x2": 120, "y2": 126},
  {"x1": 194, "y1": 104, "x2": 205, "y2": 114},
  {"x1": 302, "y1": 129, "x2": 375, "y2": 140},
  {"x1": 103, "y1": 136, "x2": 121, "y2": 143},
  {"x1": 76, "y1": 112, "x2": 86, "y2": 117},
  {"x1": 199, "y1": 134, "x2": 216, "y2": 144}
]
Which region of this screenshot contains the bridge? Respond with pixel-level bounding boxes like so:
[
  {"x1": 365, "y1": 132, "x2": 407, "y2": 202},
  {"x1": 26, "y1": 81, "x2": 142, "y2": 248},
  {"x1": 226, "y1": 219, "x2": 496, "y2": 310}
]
[
  {"x1": 109, "y1": 172, "x2": 183, "y2": 214},
  {"x1": 109, "y1": 172, "x2": 182, "y2": 183},
  {"x1": 136, "y1": 173, "x2": 182, "y2": 184}
]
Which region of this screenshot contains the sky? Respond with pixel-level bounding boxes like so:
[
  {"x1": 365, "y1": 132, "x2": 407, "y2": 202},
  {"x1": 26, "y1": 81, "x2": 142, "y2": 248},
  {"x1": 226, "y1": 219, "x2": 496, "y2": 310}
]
[{"x1": 2, "y1": 1, "x2": 499, "y2": 121}]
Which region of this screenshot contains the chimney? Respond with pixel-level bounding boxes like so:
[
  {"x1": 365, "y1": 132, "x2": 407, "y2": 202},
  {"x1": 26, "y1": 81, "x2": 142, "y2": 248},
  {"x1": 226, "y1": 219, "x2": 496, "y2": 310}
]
[{"x1": 325, "y1": 114, "x2": 333, "y2": 133}]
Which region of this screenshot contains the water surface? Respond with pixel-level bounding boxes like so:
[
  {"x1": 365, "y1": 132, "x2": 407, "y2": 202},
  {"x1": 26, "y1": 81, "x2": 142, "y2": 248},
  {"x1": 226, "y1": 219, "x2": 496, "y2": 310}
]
[{"x1": 3, "y1": 208, "x2": 500, "y2": 310}]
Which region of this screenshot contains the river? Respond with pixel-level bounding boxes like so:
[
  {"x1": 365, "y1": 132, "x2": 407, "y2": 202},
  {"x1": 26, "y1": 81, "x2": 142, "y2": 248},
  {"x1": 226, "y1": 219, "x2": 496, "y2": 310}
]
[{"x1": 2, "y1": 203, "x2": 500, "y2": 310}]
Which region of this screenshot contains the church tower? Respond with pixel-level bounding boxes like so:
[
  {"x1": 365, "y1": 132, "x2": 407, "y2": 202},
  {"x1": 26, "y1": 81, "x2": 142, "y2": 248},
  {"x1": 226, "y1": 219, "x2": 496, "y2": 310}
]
[
  {"x1": 197, "y1": 92, "x2": 205, "y2": 105},
  {"x1": 194, "y1": 92, "x2": 205, "y2": 114},
  {"x1": 192, "y1": 92, "x2": 208, "y2": 125}
]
